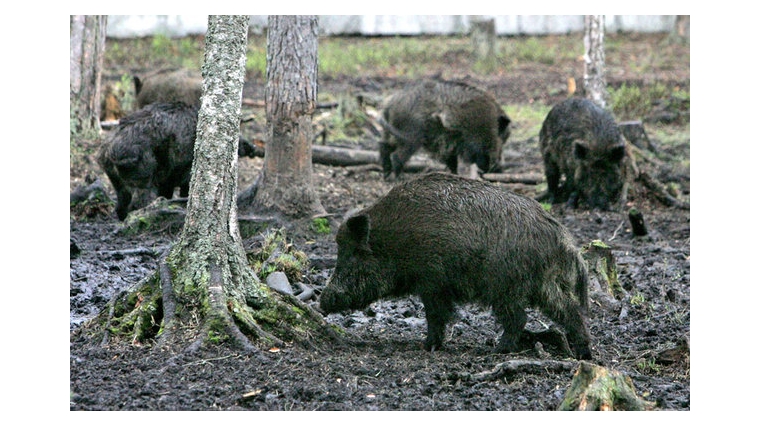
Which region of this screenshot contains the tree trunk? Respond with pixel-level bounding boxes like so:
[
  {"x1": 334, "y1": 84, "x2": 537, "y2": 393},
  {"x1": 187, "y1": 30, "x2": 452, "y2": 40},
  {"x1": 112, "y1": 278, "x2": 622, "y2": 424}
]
[
  {"x1": 237, "y1": 15, "x2": 327, "y2": 221},
  {"x1": 70, "y1": 15, "x2": 107, "y2": 138},
  {"x1": 583, "y1": 15, "x2": 607, "y2": 108},
  {"x1": 161, "y1": 15, "x2": 262, "y2": 351},
  {"x1": 77, "y1": 16, "x2": 338, "y2": 353},
  {"x1": 470, "y1": 17, "x2": 496, "y2": 71},
  {"x1": 672, "y1": 15, "x2": 690, "y2": 42}
]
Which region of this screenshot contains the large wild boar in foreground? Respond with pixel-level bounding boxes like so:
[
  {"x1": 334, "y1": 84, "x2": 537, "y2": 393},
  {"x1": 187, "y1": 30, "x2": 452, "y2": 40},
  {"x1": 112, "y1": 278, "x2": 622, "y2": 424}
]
[
  {"x1": 378, "y1": 80, "x2": 511, "y2": 180},
  {"x1": 539, "y1": 97, "x2": 628, "y2": 210},
  {"x1": 320, "y1": 173, "x2": 592, "y2": 360}
]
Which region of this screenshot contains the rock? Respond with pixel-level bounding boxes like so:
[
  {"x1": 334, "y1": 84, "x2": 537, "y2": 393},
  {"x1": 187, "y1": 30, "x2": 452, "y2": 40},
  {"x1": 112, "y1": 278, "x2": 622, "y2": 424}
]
[{"x1": 266, "y1": 271, "x2": 293, "y2": 295}]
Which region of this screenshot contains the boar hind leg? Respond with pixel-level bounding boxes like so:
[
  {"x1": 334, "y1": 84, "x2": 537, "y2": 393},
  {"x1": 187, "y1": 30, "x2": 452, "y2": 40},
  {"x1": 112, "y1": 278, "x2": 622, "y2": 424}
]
[
  {"x1": 493, "y1": 303, "x2": 528, "y2": 354},
  {"x1": 420, "y1": 294, "x2": 454, "y2": 351}
]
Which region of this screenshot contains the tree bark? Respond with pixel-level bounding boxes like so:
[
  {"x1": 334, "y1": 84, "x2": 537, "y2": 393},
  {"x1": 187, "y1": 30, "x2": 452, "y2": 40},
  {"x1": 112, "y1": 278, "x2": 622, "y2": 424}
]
[
  {"x1": 237, "y1": 15, "x2": 326, "y2": 221},
  {"x1": 583, "y1": 15, "x2": 607, "y2": 108},
  {"x1": 470, "y1": 17, "x2": 496, "y2": 71},
  {"x1": 558, "y1": 362, "x2": 655, "y2": 410},
  {"x1": 672, "y1": 15, "x2": 690, "y2": 41},
  {"x1": 77, "y1": 16, "x2": 339, "y2": 352},
  {"x1": 628, "y1": 208, "x2": 648, "y2": 237},
  {"x1": 70, "y1": 15, "x2": 107, "y2": 138}
]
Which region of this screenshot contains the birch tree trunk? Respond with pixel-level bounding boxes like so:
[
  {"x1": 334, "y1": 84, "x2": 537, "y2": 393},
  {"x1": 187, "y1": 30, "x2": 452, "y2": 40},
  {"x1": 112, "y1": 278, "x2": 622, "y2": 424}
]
[
  {"x1": 237, "y1": 15, "x2": 327, "y2": 221},
  {"x1": 70, "y1": 15, "x2": 107, "y2": 138},
  {"x1": 80, "y1": 16, "x2": 338, "y2": 352},
  {"x1": 583, "y1": 15, "x2": 607, "y2": 108}
]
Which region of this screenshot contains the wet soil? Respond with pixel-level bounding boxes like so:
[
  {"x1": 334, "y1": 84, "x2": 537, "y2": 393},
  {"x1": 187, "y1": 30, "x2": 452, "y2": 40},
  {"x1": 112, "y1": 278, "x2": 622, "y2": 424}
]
[{"x1": 70, "y1": 32, "x2": 690, "y2": 411}]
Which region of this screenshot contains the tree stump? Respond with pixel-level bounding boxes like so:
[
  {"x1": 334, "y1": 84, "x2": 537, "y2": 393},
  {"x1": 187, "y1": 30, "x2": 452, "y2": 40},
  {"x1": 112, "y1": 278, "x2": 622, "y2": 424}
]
[
  {"x1": 470, "y1": 17, "x2": 496, "y2": 70},
  {"x1": 470, "y1": 18, "x2": 495, "y2": 59},
  {"x1": 628, "y1": 208, "x2": 648, "y2": 236},
  {"x1": 582, "y1": 240, "x2": 627, "y2": 313},
  {"x1": 558, "y1": 362, "x2": 656, "y2": 410}
]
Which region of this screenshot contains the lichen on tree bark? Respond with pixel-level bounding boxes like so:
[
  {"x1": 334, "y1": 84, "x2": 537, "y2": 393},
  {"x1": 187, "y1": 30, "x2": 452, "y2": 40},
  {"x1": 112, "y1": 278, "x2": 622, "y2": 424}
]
[{"x1": 75, "y1": 15, "x2": 338, "y2": 355}]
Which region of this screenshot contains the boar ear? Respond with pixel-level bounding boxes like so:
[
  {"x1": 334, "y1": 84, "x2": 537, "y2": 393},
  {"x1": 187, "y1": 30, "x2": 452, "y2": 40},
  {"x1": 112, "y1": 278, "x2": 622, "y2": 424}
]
[
  {"x1": 609, "y1": 145, "x2": 626, "y2": 163},
  {"x1": 498, "y1": 115, "x2": 511, "y2": 139},
  {"x1": 133, "y1": 76, "x2": 143, "y2": 96},
  {"x1": 345, "y1": 214, "x2": 372, "y2": 253},
  {"x1": 574, "y1": 142, "x2": 589, "y2": 160}
]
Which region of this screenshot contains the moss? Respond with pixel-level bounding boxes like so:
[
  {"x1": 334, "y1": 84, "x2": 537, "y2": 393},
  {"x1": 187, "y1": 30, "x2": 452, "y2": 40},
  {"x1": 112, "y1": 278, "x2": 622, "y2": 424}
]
[
  {"x1": 247, "y1": 229, "x2": 310, "y2": 283},
  {"x1": 118, "y1": 199, "x2": 186, "y2": 235},
  {"x1": 329, "y1": 324, "x2": 347, "y2": 336},
  {"x1": 586, "y1": 239, "x2": 609, "y2": 250},
  {"x1": 582, "y1": 240, "x2": 625, "y2": 299},
  {"x1": 205, "y1": 316, "x2": 231, "y2": 344},
  {"x1": 238, "y1": 217, "x2": 273, "y2": 239},
  {"x1": 311, "y1": 217, "x2": 331, "y2": 234},
  {"x1": 104, "y1": 277, "x2": 164, "y2": 341}
]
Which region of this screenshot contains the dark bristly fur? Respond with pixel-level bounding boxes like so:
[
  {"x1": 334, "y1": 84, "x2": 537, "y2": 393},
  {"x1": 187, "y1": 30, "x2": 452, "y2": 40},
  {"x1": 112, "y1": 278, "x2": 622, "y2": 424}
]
[
  {"x1": 320, "y1": 173, "x2": 592, "y2": 360},
  {"x1": 539, "y1": 97, "x2": 627, "y2": 210},
  {"x1": 97, "y1": 101, "x2": 257, "y2": 221},
  {"x1": 134, "y1": 68, "x2": 203, "y2": 109},
  {"x1": 97, "y1": 102, "x2": 199, "y2": 220},
  {"x1": 378, "y1": 80, "x2": 511, "y2": 180}
]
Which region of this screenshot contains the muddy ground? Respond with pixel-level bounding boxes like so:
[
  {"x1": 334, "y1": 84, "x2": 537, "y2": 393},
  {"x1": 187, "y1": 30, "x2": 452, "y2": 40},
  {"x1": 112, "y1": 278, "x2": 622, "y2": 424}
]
[{"x1": 70, "y1": 32, "x2": 690, "y2": 411}]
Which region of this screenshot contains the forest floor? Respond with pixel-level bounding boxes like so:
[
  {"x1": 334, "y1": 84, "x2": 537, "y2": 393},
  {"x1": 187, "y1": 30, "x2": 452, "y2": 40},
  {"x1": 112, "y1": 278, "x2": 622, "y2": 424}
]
[{"x1": 70, "y1": 32, "x2": 690, "y2": 412}]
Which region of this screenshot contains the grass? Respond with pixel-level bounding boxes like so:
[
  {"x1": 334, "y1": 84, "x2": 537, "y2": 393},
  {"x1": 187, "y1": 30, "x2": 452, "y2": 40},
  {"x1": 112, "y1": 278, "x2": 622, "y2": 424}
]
[
  {"x1": 243, "y1": 34, "x2": 583, "y2": 80},
  {"x1": 104, "y1": 34, "x2": 205, "y2": 72},
  {"x1": 102, "y1": 32, "x2": 688, "y2": 146},
  {"x1": 319, "y1": 36, "x2": 464, "y2": 78},
  {"x1": 504, "y1": 104, "x2": 552, "y2": 142},
  {"x1": 609, "y1": 82, "x2": 689, "y2": 122},
  {"x1": 503, "y1": 35, "x2": 581, "y2": 66}
]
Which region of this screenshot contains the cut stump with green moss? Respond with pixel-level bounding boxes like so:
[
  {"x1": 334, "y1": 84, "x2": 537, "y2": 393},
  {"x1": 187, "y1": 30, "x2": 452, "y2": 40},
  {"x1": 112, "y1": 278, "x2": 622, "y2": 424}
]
[
  {"x1": 581, "y1": 240, "x2": 628, "y2": 313},
  {"x1": 558, "y1": 361, "x2": 656, "y2": 410}
]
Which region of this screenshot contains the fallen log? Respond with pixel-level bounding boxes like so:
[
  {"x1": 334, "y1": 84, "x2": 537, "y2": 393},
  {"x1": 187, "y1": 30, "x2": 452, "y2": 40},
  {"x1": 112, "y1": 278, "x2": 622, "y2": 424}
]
[
  {"x1": 311, "y1": 145, "x2": 380, "y2": 167},
  {"x1": 245, "y1": 143, "x2": 545, "y2": 184},
  {"x1": 242, "y1": 98, "x2": 337, "y2": 110},
  {"x1": 243, "y1": 142, "x2": 444, "y2": 172},
  {"x1": 482, "y1": 172, "x2": 544, "y2": 185}
]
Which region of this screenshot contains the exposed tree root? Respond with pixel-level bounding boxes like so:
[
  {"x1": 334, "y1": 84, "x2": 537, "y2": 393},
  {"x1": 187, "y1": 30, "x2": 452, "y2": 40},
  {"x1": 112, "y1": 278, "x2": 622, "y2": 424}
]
[
  {"x1": 519, "y1": 327, "x2": 575, "y2": 358},
  {"x1": 98, "y1": 246, "x2": 170, "y2": 257},
  {"x1": 637, "y1": 171, "x2": 689, "y2": 209},
  {"x1": 450, "y1": 359, "x2": 578, "y2": 384},
  {"x1": 84, "y1": 254, "x2": 342, "y2": 357},
  {"x1": 627, "y1": 143, "x2": 689, "y2": 210}
]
